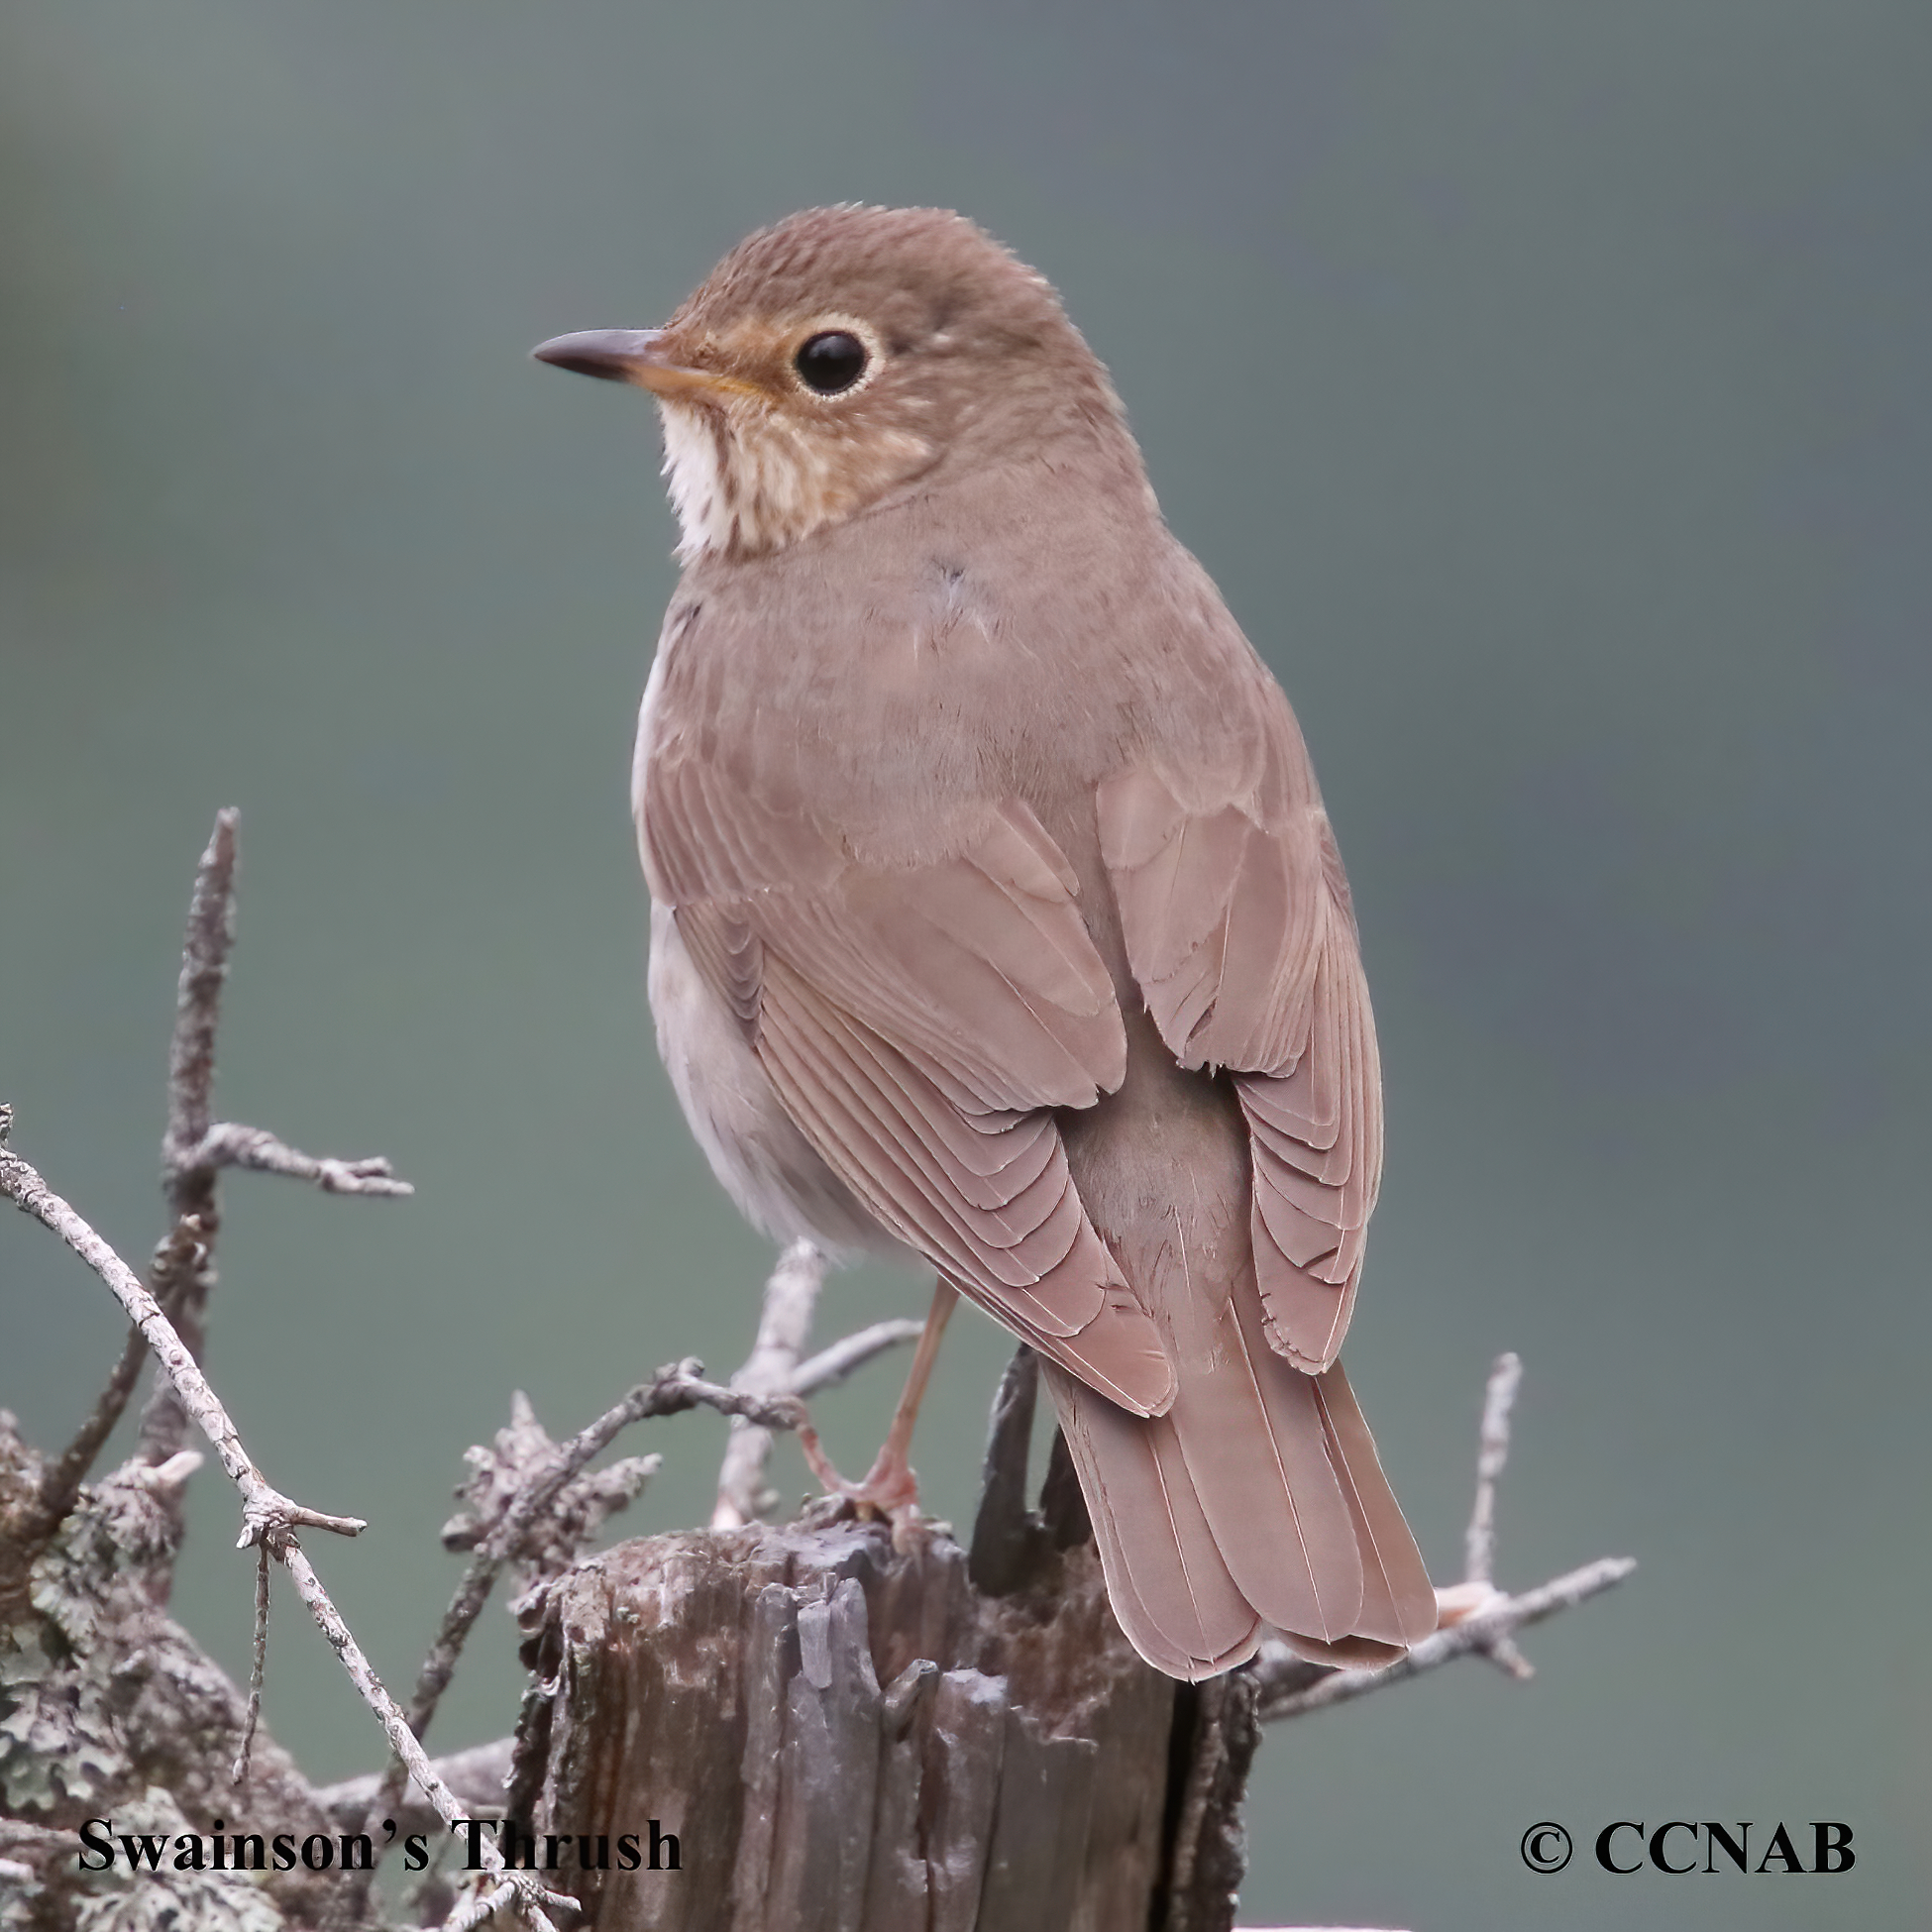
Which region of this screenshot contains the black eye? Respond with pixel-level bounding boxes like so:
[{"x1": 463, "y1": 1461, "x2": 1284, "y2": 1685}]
[{"x1": 795, "y1": 331, "x2": 869, "y2": 394}]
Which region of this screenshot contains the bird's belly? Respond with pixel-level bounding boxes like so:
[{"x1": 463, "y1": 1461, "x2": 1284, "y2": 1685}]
[{"x1": 646, "y1": 902, "x2": 898, "y2": 1259}]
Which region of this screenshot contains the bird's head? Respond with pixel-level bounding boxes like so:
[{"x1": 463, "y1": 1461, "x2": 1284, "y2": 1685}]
[{"x1": 533, "y1": 205, "x2": 1125, "y2": 563}]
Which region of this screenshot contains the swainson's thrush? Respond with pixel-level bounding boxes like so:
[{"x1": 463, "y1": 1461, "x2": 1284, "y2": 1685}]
[{"x1": 534, "y1": 206, "x2": 1435, "y2": 1678}]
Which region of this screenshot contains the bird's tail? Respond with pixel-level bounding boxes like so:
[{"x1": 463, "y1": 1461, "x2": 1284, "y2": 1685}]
[{"x1": 1040, "y1": 1282, "x2": 1436, "y2": 1680}]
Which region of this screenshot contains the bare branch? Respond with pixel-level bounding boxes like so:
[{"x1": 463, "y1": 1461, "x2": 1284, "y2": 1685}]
[
  {"x1": 5, "y1": 816, "x2": 566, "y2": 1931},
  {"x1": 441, "y1": 1878, "x2": 524, "y2": 1932},
  {"x1": 416, "y1": 1360, "x2": 812, "y2": 1722},
  {"x1": 276, "y1": 1537, "x2": 576, "y2": 1929},
  {"x1": 1463, "y1": 1349, "x2": 1522, "y2": 1587},
  {"x1": 441, "y1": 1392, "x2": 661, "y2": 1575},
  {"x1": 351, "y1": 1386, "x2": 661, "y2": 1900},
  {"x1": 0, "y1": 1126, "x2": 366, "y2": 1546},
  {"x1": 1254, "y1": 1556, "x2": 1637, "y2": 1722},
  {"x1": 316, "y1": 1738, "x2": 517, "y2": 1833},
  {"x1": 161, "y1": 808, "x2": 240, "y2": 1182},
  {"x1": 134, "y1": 1216, "x2": 212, "y2": 1477},
  {"x1": 1441, "y1": 1350, "x2": 1534, "y2": 1677},
  {"x1": 439, "y1": 1362, "x2": 812, "y2": 1706},
  {"x1": 789, "y1": 1318, "x2": 924, "y2": 1398},
  {"x1": 136, "y1": 811, "x2": 241, "y2": 1469},
  {"x1": 17, "y1": 1316, "x2": 150, "y2": 1548},
  {"x1": 232, "y1": 1540, "x2": 270, "y2": 1785},
  {"x1": 441, "y1": 1874, "x2": 576, "y2": 1932},
  {"x1": 2, "y1": 1116, "x2": 580, "y2": 1923},
  {"x1": 134, "y1": 813, "x2": 411, "y2": 1487},
  {"x1": 8, "y1": 1224, "x2": 209, "y2": 1560},
  {"x1": 713, "y1": 1238, "x2": 827, "y2": 1529},
  {"x1": 181, "y1": 1121, "x2": 414, "y2": 1198}
]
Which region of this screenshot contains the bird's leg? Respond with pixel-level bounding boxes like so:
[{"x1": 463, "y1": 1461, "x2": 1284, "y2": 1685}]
[
  {"x1": 801, "y1": 1277, "x2": 958, "y2": 1542},
  {"x1": 858, "y1": 1275, "x2": 958, "y2": 1518}
]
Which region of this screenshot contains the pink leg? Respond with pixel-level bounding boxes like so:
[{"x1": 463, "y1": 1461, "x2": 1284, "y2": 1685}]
[{"x1": 800, "y1": 1277, "x2": 959, "y2": 1537}]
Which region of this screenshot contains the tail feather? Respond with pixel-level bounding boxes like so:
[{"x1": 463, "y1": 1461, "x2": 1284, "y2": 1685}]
[
  {"x1": 1311, "y1": 1359, "x2": 1438, "y2": 1647},
  {"x1": 1042, "y1": 1342, "x2": 1435, "y2": 1678},
  {"x1": 1044, "y1": 1361, "x2": 1262, "y2": 1679},
  {"x1": 1177, "y1": 1272, "x2": 1361, "y2": 1641}
]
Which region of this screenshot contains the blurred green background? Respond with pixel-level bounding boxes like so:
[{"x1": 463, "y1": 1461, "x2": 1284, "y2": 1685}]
[{"x1": 4, "y1": 4, "x2": 1927, "y2": 1926}]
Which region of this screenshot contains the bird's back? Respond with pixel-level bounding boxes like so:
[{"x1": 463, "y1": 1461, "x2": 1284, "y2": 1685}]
[{"x1": 642, "y1": 443, "x2": 1435, "y2": 1675}]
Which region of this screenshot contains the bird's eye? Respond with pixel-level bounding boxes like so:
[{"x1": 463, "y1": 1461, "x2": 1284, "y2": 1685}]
[{"x1": 795, "y1": 331, "x2": 869, "y2": 395}]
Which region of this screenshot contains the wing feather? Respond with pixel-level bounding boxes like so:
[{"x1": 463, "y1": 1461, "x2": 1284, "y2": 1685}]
[
  {"x1": 653, "y1": 756, "x2": 1176, "y2": 1417},
  {"x1": 1098, "y1": 755, "x2": 1383, "y2": 1370}
]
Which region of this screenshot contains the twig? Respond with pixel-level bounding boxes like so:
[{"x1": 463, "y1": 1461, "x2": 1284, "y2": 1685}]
[
  {"x1": 789, "y1": 1318, "x2": 924, "y2": 1398},
  {"x1": 160, "y1": 810, "x2": 239, "y2": 1179},
  {"x1": 0, "y1": 1130, "x2": 367, "y2": 1547},
  {"x1": 16, "y1": 1316, "x2": 150, "y2": 1550},
  {"x1": 0, "y1": 1118, "x2": 579, "y2": 1929},
  {"x1": 133, "y1": 814, "x2": 411, "y2": 1492},
  {"x1": 15, "y1": 1214, "x2": 209, "y2": 1551},
  {"x1": 1449, "y1": 1350, "x2": 1533, "y2": 1677},
  {"x1": 1253, "y1": 1556, "x2": 1637, "y2": 1722},
  {"x1": 713, "y1": 1238, "x2": 827, "y2": 1529},
  {"x1": 233, "y1": 1540, "x2": 270, "y2": 1785},
  {"x1": 1463, "y1": 1349, "x2": 1521, "y2": 1588},
  {"x1": 277, "y1": 1536, "x2": 577, "y2": 1930},
  {"x1": 411, "y1": 1360, "x2": 813, "y2": 1731},
  {"x1": 316, "y1": 1738, "x2": 517, "y2": 1833},
  {"x1": 181, "y1": 1122, "x2": 414, "y2": 1198},
  {"x1": 138, "y1": 810, "x2": 240, "y2": 1466},
  {"x1": 441, "y1": 1392, "x2": 660, "y2": 1573}
]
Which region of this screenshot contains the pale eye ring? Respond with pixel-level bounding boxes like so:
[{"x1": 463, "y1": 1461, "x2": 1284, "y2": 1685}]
[{"x1": 794, "y1": 331, "x2": 869, "y2": 395}]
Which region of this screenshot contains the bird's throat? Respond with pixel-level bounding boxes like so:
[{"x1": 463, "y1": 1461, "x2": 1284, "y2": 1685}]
[{"x1": 659, "y1": 399, "x2": 932, "y2": 563}]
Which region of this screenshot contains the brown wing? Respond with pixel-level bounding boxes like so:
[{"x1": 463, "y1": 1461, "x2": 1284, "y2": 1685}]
[
  {"x1": 646, "y1": 754, "x2": 1176, "y2": 1417},
  {"x1": 1097, "y1": 730, "x2": 1382, "y2": 1373}
]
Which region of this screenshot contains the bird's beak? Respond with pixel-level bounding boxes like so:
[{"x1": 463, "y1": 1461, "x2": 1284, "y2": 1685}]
[{"x1": 531, "y1": 328, "x2": 744, "y2": 400}]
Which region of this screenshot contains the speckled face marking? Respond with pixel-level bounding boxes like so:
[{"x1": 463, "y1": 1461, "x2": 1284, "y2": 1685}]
[{"x1": 652, "y1": 314, "x2": 930, "y2": 562}]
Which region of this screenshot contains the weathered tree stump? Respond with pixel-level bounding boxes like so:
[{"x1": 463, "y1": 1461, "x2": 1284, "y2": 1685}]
[{"x1": 519, "y1": 1354, "x2": 1258, "y2": 1931}]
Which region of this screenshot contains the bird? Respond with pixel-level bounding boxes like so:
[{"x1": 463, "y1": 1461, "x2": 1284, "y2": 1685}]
[{"x1": 532, "y1": 205, "x2": 1436, "y2": 1680}]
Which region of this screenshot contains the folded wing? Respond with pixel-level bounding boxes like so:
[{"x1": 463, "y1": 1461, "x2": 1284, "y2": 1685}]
[
  {"x1": 1098, "y1": 751, "x2": 1382, "y2": 1372},
  {"x1": 646, "y1": 755, "x2": 1176, "y2": 1416}
]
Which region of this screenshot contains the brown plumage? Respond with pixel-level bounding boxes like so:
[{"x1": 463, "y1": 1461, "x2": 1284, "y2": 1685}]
[{"x1": 534, "y1": 205, "x2": 1436, "y2": 1678}]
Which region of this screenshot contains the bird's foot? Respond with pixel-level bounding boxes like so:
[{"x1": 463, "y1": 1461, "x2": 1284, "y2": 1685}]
[
  {"x1": 795, "y1": 1422, "x2": 927, "y2": 1551},
  {"x1": 849, "y1": 1442, "x2": 925, "y2": 1550}
]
